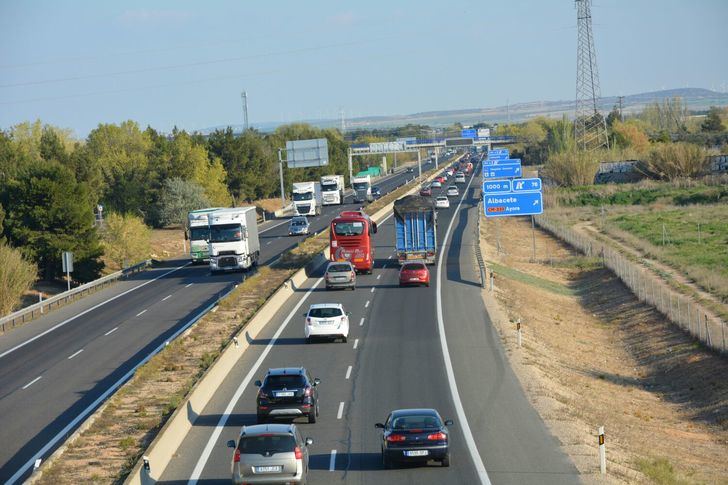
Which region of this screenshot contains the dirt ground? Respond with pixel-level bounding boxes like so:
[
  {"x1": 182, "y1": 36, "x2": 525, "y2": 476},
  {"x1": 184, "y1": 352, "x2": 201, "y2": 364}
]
[{"x1": 479, "y1": 215, "x2": 728, "y2": 484}]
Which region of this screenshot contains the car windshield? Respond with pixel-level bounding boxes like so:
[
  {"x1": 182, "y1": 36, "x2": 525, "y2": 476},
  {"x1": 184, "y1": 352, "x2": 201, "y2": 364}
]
[
  {"x1": 291, "y1": 219, "x2": 306, "y2": 226},
  {"x1": 238, "y1": 434, "x2": 297, "y2": 455},
  {"x1": 264, "y1": 374, "x2": 306, "y2": 389},
  {"x1": 308, "y1": 307, "x2": 343, "y2": 318},
  {"x1": 327, "y1": 264, "x2": 352, "y2": 273},
  {"x1": 391, "y1": 415, "x2": 441, "y2": 430},
  {"x1": 353, "y1": 182, "x2": 369, "y2": 191},
  {"x1": 402, "y1": 263, "x2": 426, "y2": 271},
  {"x1": 333, "y1": 221, "x2": 364, "y2": 236},
  {"x1": 189, "y1": 226, "x2": 210, "y2": 241},
  {"x1": 292, "y1": 192, "x2": 312, "y2": 201},
  {"x1": 209, "y1": 224, "x2": 243, "y2": 243},
  {"x1": 321, "y1": 183, "x2": 338, "y2": 191}
]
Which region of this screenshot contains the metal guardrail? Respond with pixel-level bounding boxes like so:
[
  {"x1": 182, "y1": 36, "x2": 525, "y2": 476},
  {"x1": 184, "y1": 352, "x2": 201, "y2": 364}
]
[
  {"x1": 474, "y1": 196, "x2": 487, "y2": 289},
  {"x1": 0, "y1": 260, "x2": 152, "y2": 333}
]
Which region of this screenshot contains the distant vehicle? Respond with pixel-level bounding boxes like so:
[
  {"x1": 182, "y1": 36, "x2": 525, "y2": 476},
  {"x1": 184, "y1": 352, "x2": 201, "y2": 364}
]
[
  {"x1": 324, "y1": 261, "x2": 356, "y2": 290},
  {"x1": 445, "y1": 168, "x2": 454, "y2": 176},
  {"x1": 430, "y1": 180, "x2": 442, "y2": 189},
  {"x1": 454, "y1": 172, "x2": 466, "y2": 184},
  {"x1": 320, "y1": 175, "x2": 345, "y2": 206},
  {"x1": 292, "y1": 181, "x2": 322, "y2": 216},
  {"x1": 227, "y1": 423, "x2": 313, "y2": 484},
  {"x1": 446, "y1": 186, "x2": 459, "y2": 197},
  {"x1": 435, "y1": 196, "x2": 449, "y2": 209},
  {"x1": 394, "y1": 195, "x2": 437, "y2": 265},
  {"x1": 304, "y1": 303, "x2": 350, "y2": 343},
  {"x1": 330, "y1": 211, "x2": 377, "y2": 273},
  {"x1": 406, "y1": 167, "x2": 414, "y2": 173},
  {"x1": 254, "y1": 368, "x2": 320, "y2": 423},
  {"x1": 436, "y1": 175, "x2": 447, "y2": 183},
  {"x1": 351, "y1": 175, "x2": 373, "y2": 203},
  {"x1": 375, "y1": 408, "x2": 453, "y2": 468},
  {"x1": 398, "y1": 262, "x2": 431, "y2": 287},
  {"x1": 419, "y1": 186, "x2": 432, "y2": 197},
  {"x1": 288, "y1": 216, "x2": 310, "y2": 236},
  {"x1": 186, "y1": 207, "x2": 224, "y2": 263},
  {"x1": 208, "y1": 207, "x2": 260, "y2": 273},
  {"x1": 371, "y1": 186, "x2": 382, "y2": 199}
]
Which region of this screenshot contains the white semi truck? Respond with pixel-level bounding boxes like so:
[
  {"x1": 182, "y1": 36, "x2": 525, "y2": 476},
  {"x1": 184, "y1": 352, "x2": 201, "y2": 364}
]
[
  {"x1": 320, "y1": 175, "x2": 345, "y2": 206},
  {"x1": 187, "y1": 207, "x2": 224, "y2": 263},
  {"x1": 207, "y1": 207, "x2": 260, "y2": 273},
  {"x1": 351, "y1": 175, "x2": 373, "y2": 203},
  {"x1": 292, "y1": 181, "x2": 322, "y2": 216}
]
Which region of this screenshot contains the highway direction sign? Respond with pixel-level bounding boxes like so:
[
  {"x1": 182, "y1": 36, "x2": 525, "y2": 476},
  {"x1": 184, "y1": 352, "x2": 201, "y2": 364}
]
[
  {"x1": 461, "y1": 128, "x2": 477, "y2": 138},
  {"x1": 482, "y1": 180, "x2": 512, "y2": 194},
  {"x1": 285, "y1": 138, "x2": 329, "y2": 167},
  {"x1": 511, "y1": 177, "x2": 542, "y2": 192},
  {"x1": 484, "y1": 192, "x2": 543, "y2": 217},
  {"x1": 483, "y1": 156, "x2": 521, "y2": 165},
  {"x1": 483, "y1": 162, "x2": 521, "y2": 179},
  {"x1": 487, "y1": 148, "x2": 509, "y2": 160}
]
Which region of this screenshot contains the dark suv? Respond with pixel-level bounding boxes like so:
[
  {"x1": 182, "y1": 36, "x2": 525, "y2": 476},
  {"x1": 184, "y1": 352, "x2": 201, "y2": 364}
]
[{"x1": 255, "y1": 367, "x2": 321, "y2": 424}]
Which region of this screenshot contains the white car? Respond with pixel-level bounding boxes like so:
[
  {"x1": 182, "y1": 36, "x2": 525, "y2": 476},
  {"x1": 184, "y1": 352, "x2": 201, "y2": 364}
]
[
  {"x1": 446, "y1": 185, "x2": 459, "y2": 197},
  {"x1": 430, "y1": 180, "x2": 442, "y2": 189},
  {"x1": 455, "y1": 172, "x2": 466, "y2": 183},
  {"x1": 304, "y1": 303, "x2": 349, "y2": 343},
  {"x1": 435, "y1": 196, "x2": 450, "y2": 209}
]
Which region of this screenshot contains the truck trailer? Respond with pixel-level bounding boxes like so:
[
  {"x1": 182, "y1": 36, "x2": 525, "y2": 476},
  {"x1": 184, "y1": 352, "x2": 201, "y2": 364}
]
[
  {"x1": 393, "y1": 195, "x2": 437, "y2": 265},
  {"x1": 207, "y1": 207, "x2": 260, "y2": 273},
  {"x1": 320, "y1": 175, "x2": 345, "y2": 205},
  {"x1": 292, "y1": 181, "x2": 322, "y2": 216}
]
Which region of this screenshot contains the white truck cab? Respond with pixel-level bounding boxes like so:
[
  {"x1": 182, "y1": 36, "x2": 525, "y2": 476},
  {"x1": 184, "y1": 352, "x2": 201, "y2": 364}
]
[{"x1": 208, "y1": 207, "x2": 260, "y2": 273}]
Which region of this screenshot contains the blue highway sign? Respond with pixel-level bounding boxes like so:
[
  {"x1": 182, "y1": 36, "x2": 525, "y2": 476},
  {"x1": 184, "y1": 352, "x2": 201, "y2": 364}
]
[
  {"x1": 511, "y1": 177, "x2": 542, "y2": 192},
  {"x1": 484, "y1": 192, "x2": 544, "y2": 217},
  {"x1": 487, "y1": 149, "x2": 509, "y2": 160},
  {"x1": 483, "y1": 162, "x2": 522, "y2": 179},
  {"x1": 482, "y1": 180, "x2": 512, "y2": 193},
  {"x1": 483, "y1": 157, "x2": 521, "y2": 165},
  {"x1": 461, "y1": 128, "x2": 477, "y2": 138}
]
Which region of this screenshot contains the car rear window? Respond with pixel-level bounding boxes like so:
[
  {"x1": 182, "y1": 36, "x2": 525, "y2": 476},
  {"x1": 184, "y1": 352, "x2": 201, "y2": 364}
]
[
  {"x1": 391, "y1": 415, "x2": 441, "y2": 430},
  {"x1": 239, "y1": 434, "x2": 296, "y2": 455},
  {"x1": 437, "y1": 196, "x2": 448, "y2": 201},
  {"x1": 327, "y1": 264, "x2": 352, "y2": 273},
  {"x1": 308, "y1": 307, "x2": 343, "y2": 318},
  {"x1": 265, "y1": 375, "x2": 306, "y2": 388},
  {"x1": 402, "y1": 263, "x2": 426, "y2": 271}
]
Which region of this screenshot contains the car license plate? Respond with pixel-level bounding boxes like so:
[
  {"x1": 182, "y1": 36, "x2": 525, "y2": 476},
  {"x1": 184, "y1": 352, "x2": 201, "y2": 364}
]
[
  {"x1": 410, "y1": 277, "x2": 420, "y2": 281},
  {"x1": 354, "y1": 258, "x2": 363, "y2": 262},
  {"x1": 255, "y1": 465, "x2": 282, "y2": 473},
  {"x1": 275, "y1": 391, "x2": 294, "y2": 397},
  {"x1": 404, "y1": 450, "x2": 429, "y2": 457}
]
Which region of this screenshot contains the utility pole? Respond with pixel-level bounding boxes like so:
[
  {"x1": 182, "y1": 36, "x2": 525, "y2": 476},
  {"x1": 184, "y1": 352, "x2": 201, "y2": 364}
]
[
  {"x1": 241, "y1": 91, "x2": 249, "y2": 131},
  {"x1": 617, "y1": 95, "x2": 625, "y2": 121},
  {"x1": 575, "y1": 0, "x2": 609, "y2": 150},
  {"x1": 340, "y1": 108, "x2": 346, "y2": 134}
]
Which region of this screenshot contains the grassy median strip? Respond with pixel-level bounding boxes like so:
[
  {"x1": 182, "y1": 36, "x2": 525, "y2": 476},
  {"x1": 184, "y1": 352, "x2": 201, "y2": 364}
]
[{"x1": 33, "y1": 164, "x2": 445, "y2": 484}]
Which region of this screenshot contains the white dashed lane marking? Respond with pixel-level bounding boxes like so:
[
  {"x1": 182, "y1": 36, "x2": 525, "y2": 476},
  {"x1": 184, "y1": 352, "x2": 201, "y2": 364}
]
[
  {"x1": 67, "y1": 349, "x2": 83, "y2": 360},
  {"x1": 22, "y1": 376, "x2": 41, "y2": 390}
]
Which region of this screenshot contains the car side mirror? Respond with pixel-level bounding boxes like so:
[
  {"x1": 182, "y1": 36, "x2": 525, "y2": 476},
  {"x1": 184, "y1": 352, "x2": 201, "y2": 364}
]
[
  {"x1": 184, "y1": 232, "x2": 188, "y2": 241},
  {"x1": 302, "y1": 313, "x2": 308, "y2": 317},
  {"x1": 227, "y1": 439, "x2": 236, "y2": 448},
  {"x1": 313, "y1": 377, "x2": 321, "y2": 386},
  {"x1": 254, "y1": 380, "x2": 262, "y2": 387},
  {"x1": 305, "y1": 437, "x2": 314, "y2": 446},
  {"x1": 375, "y1": 423, "x2": 384, "y2": 429},
  {"x1": 444, "y1": 419, "x2": 454, "y2": 426},
  {"x1": 372, "y1": 222, "x2": 378, "y2": 234}
]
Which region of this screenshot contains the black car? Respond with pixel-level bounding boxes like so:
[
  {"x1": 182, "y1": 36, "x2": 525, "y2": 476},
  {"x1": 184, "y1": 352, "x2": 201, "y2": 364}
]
[
  {"x1": 375, "y1": 408, "x2": 453, "y2": 468},
  {"x1": 371, "y1": 186, "x2": 382, "y2": 199},
  {"x1": 255, "y1": 367, "x2": 321, "y2": 424},
  {"x1": 406, "y1": 167, "x2": 414, "y2": 173}
]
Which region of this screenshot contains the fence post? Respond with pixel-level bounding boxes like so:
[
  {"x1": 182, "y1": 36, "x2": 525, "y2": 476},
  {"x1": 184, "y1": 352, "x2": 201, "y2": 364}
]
[
  {"x1": 677, "y1": 297, "x2": 681, "y2": 329},
  {"x1": 722, "y1": 319, "x2": 726, "y2": 352},
  {"x1": 687, "y1": 301, "x2": 692, "y2": 335},
  {"x1": 704, "y1": 315, "x2": 711, "y2": 347}
]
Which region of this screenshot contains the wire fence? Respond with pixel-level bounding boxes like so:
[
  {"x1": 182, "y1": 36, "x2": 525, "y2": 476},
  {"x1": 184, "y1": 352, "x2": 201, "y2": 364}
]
[{"x1": 534, "y1": 215, "x2": 727, "y2": 354}]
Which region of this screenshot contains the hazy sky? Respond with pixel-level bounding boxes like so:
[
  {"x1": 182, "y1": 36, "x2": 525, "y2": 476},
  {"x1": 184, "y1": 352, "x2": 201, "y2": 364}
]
[{"x1": 1, "y1": 0, "x2": 726, "y2": 136}]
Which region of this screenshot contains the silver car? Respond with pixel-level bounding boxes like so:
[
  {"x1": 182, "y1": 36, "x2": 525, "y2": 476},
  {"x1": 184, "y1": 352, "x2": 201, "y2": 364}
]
[
  {"x1": 324, "y1": 261, "x2": 356, "y2": 290},
  {"x1": 288, "y1": 216, "x2": 310, "y2": 236},
  {"x1": 227, "y1": 423, "x2": 313, "y2": 484}
]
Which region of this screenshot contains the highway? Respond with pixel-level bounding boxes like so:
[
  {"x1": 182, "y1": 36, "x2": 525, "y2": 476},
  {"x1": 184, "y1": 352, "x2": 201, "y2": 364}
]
[
  {"x1": 157, "y1": 163, "x2": 579, "y2": 484},
  {"x1": 0, "y1": 161, "x2": 441, "y2": 484}
]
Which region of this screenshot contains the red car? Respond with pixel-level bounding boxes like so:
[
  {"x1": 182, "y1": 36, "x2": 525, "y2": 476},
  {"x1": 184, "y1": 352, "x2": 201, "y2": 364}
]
[
  {"x1": 419, "y1": 186, "x2": 432, "y2": 196},
  {"x1": 435, "y1": 176, "x2": 447, "y2": 184},
  {"x1": 399, "y1": 262, "x2": 430, "y2": 287}
]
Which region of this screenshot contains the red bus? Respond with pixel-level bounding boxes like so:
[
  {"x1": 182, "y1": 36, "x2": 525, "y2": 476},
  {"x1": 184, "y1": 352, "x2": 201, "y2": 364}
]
[{"x1": 329, "y1": 211, "x2": 378, "y2": 274}]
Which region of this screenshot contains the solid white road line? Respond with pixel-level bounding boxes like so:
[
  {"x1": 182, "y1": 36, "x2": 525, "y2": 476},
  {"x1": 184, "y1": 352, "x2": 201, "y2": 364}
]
[
  {"x1": 67, "y1": 349, "x2": 83, "y2": 360},
  {"x1": 370, "y1": 287, "x2": 375, "y2": 293},
  {"x1": 162, "y1": 295, "x2": 172, "y2": 301},
  {"x1": 22, "y1": 376, "x2": 42, "y2": 390},
  {"x1": 0, "y1": 261, "x2": 192, "y2": 360},
  {"x1": 359, "y1": 318, "x2": 365, "y2": 327},
  {"x1": 337, "y1": 401, "x2": 345, "y2": 419},
  {"x1": 187, "y1": 277, "x2": 324, "y2": 485},
  {"x1": 364, "y1": 300, "x2": 370, "y2": 308},
  {"x1": 345, "y1": 366, "x2": 352, "y2": 379},
  {"x1": 185, "y1": 283, "x2": 194, "y2": 288},
  {"x1": 136, "y1": 309, "x2": 147, "y2": 317},
  {"x1": 435, "y1": 168, "x2": 492, "y2": 485},
  {"x1": 353, "y1": 339, "x2": 359, "y2": 350},
  {"x1": 104, "y1": 327, "x2": 118, "y2": 336},
  {"x1": 329, "y1": 450, "x2": 337, "y2": 471}
]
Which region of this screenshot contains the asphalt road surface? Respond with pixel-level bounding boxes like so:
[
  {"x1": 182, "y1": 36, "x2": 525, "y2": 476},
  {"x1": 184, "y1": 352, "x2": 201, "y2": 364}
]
[
  {"x1": 156, "y1": 164, "x2": 579, "y2": 484},
  {"x1": 0, "y1": 160, "x2": 444, "y2": 484}
]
